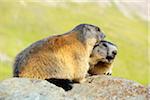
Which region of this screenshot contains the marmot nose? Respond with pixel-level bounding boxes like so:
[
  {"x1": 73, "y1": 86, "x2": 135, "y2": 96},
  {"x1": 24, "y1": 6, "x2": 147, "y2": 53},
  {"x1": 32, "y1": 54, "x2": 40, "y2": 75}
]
[
  {"x1": 106, "y1": 56, "x2": 114, "y2": 60},
  {"x1": 112, "y1": 50, "x2": 117, "y2": 56}
]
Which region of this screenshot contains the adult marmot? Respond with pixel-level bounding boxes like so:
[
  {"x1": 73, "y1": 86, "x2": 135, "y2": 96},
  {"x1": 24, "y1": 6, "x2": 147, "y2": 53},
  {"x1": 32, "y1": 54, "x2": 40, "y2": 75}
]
[
  {"x1": 89, "y1": 40, "x2": 117, "y2": 75},
  {"x1": 13, "y1": 24, "x2": 105, "y2": 83}
]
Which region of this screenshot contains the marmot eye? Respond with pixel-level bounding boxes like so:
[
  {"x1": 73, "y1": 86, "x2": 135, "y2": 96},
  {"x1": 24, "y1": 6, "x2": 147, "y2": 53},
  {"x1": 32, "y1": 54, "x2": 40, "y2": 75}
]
[
  {"x1": 102, "y1": 43, "x2": 107, "y2": 47},
  {"x1": 96, "y1": 27, "x2": 100, "y2": 32}
]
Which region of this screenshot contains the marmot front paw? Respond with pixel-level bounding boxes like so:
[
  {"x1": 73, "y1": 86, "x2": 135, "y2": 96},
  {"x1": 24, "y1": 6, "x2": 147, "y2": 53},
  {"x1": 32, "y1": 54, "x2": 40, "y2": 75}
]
[{"x1": 104, "y1": 69, "x2": 112, "y2": 75}]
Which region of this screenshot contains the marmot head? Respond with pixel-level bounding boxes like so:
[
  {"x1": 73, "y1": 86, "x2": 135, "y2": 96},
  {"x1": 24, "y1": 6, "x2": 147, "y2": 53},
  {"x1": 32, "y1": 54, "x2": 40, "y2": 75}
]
[
  {"x1": 73, "y1": 24, "x2": 105, "y2": 43},
  {"x1": 91, "y1": 40, "x2": 118, "y2": 64}
]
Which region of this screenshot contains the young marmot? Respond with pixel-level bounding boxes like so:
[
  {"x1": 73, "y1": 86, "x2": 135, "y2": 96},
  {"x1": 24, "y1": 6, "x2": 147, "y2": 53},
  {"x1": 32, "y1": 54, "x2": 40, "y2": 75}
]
[
  {"x1": 89, "y1": 40, "x2": 117, "y2": 75},
  {"x1": 13, "y1": 24, "x2": 105, "y2": 83}
]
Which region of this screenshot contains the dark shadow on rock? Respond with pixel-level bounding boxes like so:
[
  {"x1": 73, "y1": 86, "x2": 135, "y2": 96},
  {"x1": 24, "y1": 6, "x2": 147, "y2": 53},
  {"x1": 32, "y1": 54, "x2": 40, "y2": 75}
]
[{"x1": 46, "y1": 78, "x2": 73, "y2": 91}]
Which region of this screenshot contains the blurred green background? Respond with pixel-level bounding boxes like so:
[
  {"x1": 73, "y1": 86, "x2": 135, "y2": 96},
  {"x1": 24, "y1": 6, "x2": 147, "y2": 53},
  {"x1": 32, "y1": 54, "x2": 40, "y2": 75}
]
[{"x1": 0, "y1": 1, "x2": 148, "y2": 85}]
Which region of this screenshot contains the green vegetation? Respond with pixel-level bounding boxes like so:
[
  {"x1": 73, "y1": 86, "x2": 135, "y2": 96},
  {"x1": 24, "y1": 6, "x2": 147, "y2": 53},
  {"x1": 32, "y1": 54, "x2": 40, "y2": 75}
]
[{"x1": 0, "y1": 1, "x2": 148, "y2": 85}]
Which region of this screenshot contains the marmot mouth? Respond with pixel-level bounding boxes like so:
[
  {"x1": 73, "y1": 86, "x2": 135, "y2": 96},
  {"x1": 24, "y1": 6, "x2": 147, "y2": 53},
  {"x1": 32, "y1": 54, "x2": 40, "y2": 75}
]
[{"x1": 100, "y1": 58, "x2": 113, "y2": 64}]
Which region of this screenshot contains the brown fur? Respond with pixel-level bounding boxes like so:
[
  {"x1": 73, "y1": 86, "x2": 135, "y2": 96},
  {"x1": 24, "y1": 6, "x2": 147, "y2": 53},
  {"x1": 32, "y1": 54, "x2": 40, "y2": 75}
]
[
  {"x1": 13, "y1": 24, "x2": 105, "y2": 83},
  {"x1": 88, "y1": 62, "x2": 113, "y2": 75}
]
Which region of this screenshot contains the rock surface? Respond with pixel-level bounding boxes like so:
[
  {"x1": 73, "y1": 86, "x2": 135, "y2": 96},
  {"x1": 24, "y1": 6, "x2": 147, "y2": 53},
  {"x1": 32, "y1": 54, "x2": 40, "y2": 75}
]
[{"x1": 0, "y1": 75, "x2": 148, "y2": 100}]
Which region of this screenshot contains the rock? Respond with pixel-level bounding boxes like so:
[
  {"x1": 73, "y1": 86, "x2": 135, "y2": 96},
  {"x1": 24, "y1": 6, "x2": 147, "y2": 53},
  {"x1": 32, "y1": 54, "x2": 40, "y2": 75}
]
[
  {"x1": 67, "y1": 76, "x2": 148, "y2": 100},
  {"x1": 0, "y1": 78, "x2": 66, "y2": 100},
  {"x1": 0, "y1": 76, "x2": 148, "y2": 100}
]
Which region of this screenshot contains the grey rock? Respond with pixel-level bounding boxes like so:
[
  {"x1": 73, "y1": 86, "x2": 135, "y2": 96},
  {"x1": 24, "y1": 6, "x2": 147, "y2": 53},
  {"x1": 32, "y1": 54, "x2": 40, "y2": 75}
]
[
  {"x1": 68, "y1": 76, "x2": 148, "y2": 100},
  {"x1": 0, "y1": 76, "x2": 148, "y2": 100},
  {"x1": 0, "y1": 78, "x2": 66, "y2": 100}
]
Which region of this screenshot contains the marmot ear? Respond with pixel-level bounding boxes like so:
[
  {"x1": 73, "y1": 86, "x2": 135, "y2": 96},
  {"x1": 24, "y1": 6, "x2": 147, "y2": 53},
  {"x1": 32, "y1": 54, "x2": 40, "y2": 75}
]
[{"x1": 73, "y1": 24, "x2": 85, "y2": 32}]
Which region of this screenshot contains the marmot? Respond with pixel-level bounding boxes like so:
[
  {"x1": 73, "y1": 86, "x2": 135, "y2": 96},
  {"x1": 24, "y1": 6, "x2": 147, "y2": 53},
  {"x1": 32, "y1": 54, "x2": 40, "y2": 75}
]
[
  {"x1": 89, "y1": 40, "x2": 117, "y2": 75},
  {"x1": 13, "y1": 24, "x2": 105, "y2": 83}
]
